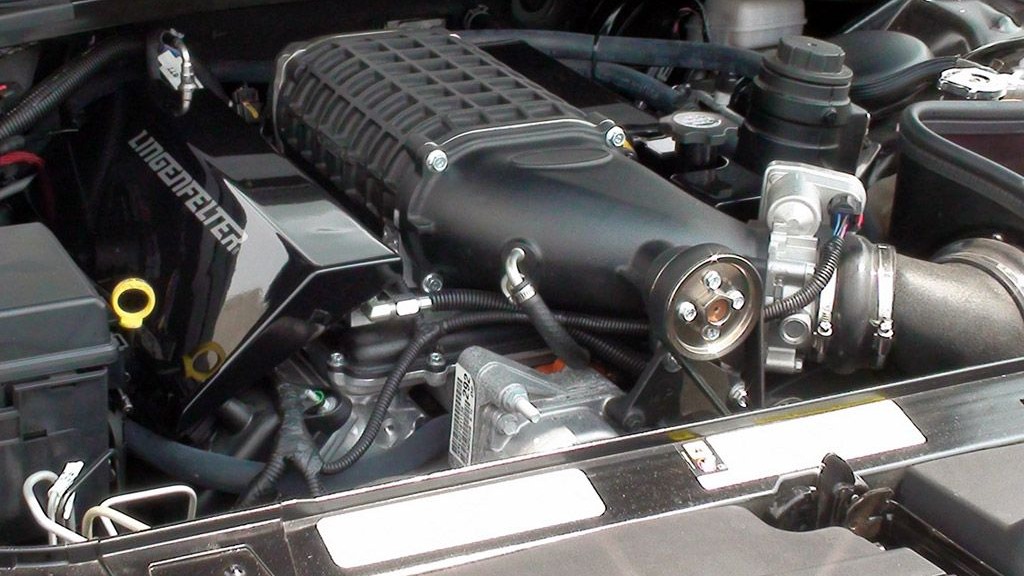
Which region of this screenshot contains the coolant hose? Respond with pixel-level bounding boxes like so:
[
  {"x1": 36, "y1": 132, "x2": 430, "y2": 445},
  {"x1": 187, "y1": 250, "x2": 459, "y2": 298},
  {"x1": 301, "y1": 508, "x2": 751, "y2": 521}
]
[
  {"x1": 457, "y1": 29, "x2": 763, "y2": 78},
  {"x1": 849, "y1": 56, "x2": 959, "y2": 103},
  {"x1": 561, "y1": 60, "x2": 685, "y2": 112},
  {"x1": 0, "y1": 36, "x2": 142, "y2": 141},
  {"x1": 519, "y1": 295, "x2": 591, "y2": 369}
]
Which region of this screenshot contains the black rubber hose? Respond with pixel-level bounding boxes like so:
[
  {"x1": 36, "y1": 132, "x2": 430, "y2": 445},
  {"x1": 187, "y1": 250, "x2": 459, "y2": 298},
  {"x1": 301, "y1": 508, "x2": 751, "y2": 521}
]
[
  {"x1": 850, "y1": 56, "x2": 958, "y2": 103},
  {"x1": 427, "y1": 290, "x2": 650, "y2": 335},
  {"x1": 124, "y1": 416, "x2": 451, "y2": 495},
  {"x1": 565, "y1": 328, "x2": 647, "y2": 375},
  {"x1": 520, "y1": 294, "x2": 591, "y2": 369},
  {"x1": 764, "y1": 235, "x2": 845, "y2": 320},
  {"x1": 561, "y1": 60, "x2": 685, "y2": 112},
  {"x1": 0, "y1": 36, "x2": 142, "y2": 141},
  {"x1": 457, "y1": 29, "x2": 763, "y2": 78}
]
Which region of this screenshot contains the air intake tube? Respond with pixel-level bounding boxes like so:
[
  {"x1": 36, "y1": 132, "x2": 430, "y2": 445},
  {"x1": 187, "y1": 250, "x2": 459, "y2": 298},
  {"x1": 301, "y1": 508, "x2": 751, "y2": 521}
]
[{"x1": 826, "y1": 236, "x2": 1024, "y2": 374}]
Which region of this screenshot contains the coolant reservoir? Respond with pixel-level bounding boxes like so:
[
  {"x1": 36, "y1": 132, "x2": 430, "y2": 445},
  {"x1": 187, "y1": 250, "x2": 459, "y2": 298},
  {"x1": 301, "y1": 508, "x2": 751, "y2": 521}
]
[{"x1": 689, "y1": 0, "x2": 806, "y2": 49}]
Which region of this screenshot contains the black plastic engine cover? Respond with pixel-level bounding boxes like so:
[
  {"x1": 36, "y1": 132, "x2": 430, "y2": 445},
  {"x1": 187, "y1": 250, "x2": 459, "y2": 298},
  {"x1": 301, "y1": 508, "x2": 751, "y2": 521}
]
[
  {"x1": 93, "y1": 93, "x2": 398, "y2": 432},
  {"x1": 274, "y1": 29, "x2": 762, "y2": 314}
]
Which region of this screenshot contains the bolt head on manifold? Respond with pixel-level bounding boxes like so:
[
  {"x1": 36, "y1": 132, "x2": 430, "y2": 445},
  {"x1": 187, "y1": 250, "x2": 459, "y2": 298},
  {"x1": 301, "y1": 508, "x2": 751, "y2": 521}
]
[{"x1": 646, "y1": 244, "x2": 762, "y2": 361}]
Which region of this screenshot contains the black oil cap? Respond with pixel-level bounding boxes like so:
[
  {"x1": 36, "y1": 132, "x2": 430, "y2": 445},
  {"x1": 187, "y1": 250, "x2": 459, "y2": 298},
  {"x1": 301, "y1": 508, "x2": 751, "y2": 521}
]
[{"x1": 766, "y1": 36, "x2": 853, "y2": 85}]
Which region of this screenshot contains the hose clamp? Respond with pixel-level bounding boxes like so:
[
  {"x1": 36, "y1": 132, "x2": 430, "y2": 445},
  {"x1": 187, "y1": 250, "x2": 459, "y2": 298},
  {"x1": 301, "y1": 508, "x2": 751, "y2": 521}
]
[
  {"x1": 502, "y1": 247, "x2": 536, "y2": 304},
  {"x1": 872, "y1": 244, "x2": 895, "y2": 368}
]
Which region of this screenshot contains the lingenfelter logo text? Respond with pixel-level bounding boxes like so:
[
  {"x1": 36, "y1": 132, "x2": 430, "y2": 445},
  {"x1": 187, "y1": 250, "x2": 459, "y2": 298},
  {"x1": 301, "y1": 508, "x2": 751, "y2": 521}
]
[{"x1": 129, "y1": 130, "x2": 247, "y2": 254}]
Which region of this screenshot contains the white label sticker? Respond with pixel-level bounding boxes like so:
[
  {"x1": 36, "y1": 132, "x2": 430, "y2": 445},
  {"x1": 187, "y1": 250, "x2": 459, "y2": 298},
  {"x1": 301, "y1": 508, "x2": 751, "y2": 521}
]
[
  {"x1": 317, "y1": 468, "x2": 605, "y2": 569},
  {"x1": 449, "y1": 364, "x2": 475, "y2": 467},
  {"x1": 157, "y1": 49, "x2": 203, "y2": 90},
  {"x1": 688, "y1": 400, "x2": 925, "y2": 490}
]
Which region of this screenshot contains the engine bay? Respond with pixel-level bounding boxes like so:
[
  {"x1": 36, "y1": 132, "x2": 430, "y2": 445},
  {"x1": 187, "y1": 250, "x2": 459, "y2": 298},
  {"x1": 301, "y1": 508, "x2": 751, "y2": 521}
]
[{"x1": 3, "y1": 0, "x2": 1024, "y2": 573}]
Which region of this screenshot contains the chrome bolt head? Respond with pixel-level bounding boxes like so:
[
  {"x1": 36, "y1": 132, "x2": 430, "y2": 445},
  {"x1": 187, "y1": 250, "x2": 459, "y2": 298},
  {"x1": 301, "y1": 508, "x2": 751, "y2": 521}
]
[
  {"x1": 725, "y1": 289, "x2": 745, "y2": 310},
  {"x1": 420, "y1": 272, "x2": 444, "y2": 293},
  {"x1": 605, "y1": 125, "x2": 627, "y2": 147},
  {"x1": 676, "y1": 301, "x2": 698, "y2": 322},
  {"x1": 703, "y1": 270, "x2": 722, "y2": 291},
  {"x1": 425, "y1": 149, "x2": 449, "y2": 173},
  {"x1": 701, "y1": 325, "x2": 721, "y2": 341}
]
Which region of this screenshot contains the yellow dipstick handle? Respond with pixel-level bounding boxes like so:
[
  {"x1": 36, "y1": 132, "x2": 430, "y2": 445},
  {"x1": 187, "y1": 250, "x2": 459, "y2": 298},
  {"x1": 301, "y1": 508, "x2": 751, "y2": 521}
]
[{"x1": 110, "y1": 278, "x2": 156, "y2": 329}]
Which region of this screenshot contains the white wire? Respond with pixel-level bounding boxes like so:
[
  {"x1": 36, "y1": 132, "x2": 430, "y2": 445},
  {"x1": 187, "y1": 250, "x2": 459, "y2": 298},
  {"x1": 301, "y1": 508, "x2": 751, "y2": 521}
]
[
  {"x1": 81, "y1": 506, "x2": 149, "y2": 539},
  {"x1": 97, "y1": 485, "x2": 197, "y2": 537},
  {"x1": 21, "y1": 471, "x2": 86, "y2": 544}
]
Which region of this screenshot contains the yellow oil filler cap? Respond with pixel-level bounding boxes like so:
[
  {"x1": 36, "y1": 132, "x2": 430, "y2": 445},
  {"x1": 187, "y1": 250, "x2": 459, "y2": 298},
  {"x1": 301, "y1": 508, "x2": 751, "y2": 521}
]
[{"x1": 110, "y1": 278, "x2": 156, "y2": 329}]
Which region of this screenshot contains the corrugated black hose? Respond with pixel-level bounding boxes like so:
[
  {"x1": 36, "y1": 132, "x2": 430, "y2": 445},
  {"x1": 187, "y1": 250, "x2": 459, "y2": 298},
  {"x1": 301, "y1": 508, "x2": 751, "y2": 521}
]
[
  {"x1": 764, "y1": 235, "x2": 845, "y2": 321},
  {"x1": 0, "y1": 36, "x2": 142, "y2": 142},
  {"x1": 320, "y1": 309, "x2": 651, "y2": 476}
]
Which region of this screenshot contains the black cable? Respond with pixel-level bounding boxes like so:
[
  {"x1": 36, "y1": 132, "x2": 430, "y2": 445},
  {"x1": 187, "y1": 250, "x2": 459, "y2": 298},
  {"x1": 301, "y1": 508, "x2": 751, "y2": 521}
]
[
  {"x1": 764, "y1": 235, "x2": 845, "y2": 320},
  {"x1": 55, "y1": 449, "x2": 115, "y2": 529},
  {"x1": 0, "y1": 36, "x2": 142, "y2": 141},
  {"x1": 322, "y1": 310, "x2": 651, "y2": 476},
  {"x1": 427, "y1": 289, "x2": 651, "y2": 335},
  {"x1": 565, "y1": 328, "x2": 647, "y2": 375},
  {"x1": 321, "y1": 323, "x2": 443, "y2": 475}
]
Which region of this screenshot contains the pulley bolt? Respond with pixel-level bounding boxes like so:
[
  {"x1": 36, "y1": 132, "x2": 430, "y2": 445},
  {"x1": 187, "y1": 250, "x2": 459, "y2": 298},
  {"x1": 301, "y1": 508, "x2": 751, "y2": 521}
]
[
  {"x1": 327, "y1": 352, "x2": 345, "y2": 369},
  {"x1": 725, "y1": 289, "x2": 745, "y2": 310},
  {"x1": 425, "y1": 149, "x2": 449, "y2": 173},
  {"x1": 703, "y1": 270, "x2": 722, "y2": 291},
  {"x1": 701, "y1": 325, "x2": 721, "y2": 341},
  {"x1": 605, "y1": 125, "x2": 627, "y2": 147},
  {"x1": 676, "y1": 301, "x2": 698, "y2": 322}
]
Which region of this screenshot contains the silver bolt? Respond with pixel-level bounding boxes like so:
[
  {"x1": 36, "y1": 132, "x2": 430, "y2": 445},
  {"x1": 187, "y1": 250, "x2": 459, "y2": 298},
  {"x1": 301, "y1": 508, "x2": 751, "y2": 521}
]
[
  {"x1": 729, "y1": 384, "x2": 749, "y2": 409},
  {"x1": 497, "y1": 413, "x2": 520, "y2": 436},
  {"x1": 427, "y1": 352, "x2": 446, "y2": 371},
  {"x1": 425, "y1": 149, "x2": 449, "y2": 173},
  {"x1": 725, "y1": 289, "x2": 745, "y2": 310},
  {"x1": 421, "y1": 272, "x2": 444, "y2": 293},
  {"x1": 605, "y1": 125, "x2": 627, "y2": 147},
  {"x1": 319, "y1": 396, "x2": 338, "y2": 414},
  {"x1": 327, "y1": 352, "x2": 345, "y2": 369},
  {"x1": 703, "y1": 270, "x2": 722, "y2": 291},
  {"x1": 225, "y1": 565, "x2": 246, "y2": 576},
  {"x1": 661, "y1": 353, "x2": 682, "y2": 373},
  {"x1": 676, "y1": 301, "x2": 698, "y2": 322},
  {"x1": 701, "y1": 325, "x2": 721, "y2": 341},
  {"x1": 817, "y1": 320, "x2": 833, "y2": 337}
]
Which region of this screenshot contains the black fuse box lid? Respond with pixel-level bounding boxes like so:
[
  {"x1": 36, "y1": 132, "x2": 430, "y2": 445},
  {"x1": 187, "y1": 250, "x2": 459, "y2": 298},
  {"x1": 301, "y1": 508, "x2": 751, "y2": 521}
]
[{"x1": 0, "y1": 223, "x2": 117, "y2": 382}]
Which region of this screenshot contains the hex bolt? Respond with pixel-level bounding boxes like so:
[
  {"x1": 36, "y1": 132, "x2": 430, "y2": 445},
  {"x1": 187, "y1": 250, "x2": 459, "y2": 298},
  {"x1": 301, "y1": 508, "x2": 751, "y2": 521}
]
[
  {"x1": 427, "y1": 352, "x2": 446, "y2": 371},
  {"x1": 729, "y1": 384, "x2": 749, "y2": 409},
  {"x1": 701, "y1": 325, "x2": 721, "y2": 341},
  {"x1": 497, "y1": 413, "x2": 520, "y2": 436},
  {"x1": 420, "y1": 272, "x2": 444, "y2": 293},
  {"x1": 817, "y1": 320, "x2": 834, "y2": 337},
  {"x1": 676, "y1": 301, "x2": 698, "y2": 322},
  {"x1": 703, "y1": 269, "x2": 722, "y2": 291},
  {"x1": 327, "y1": 352, "x2": 345, "y2": 370},
  {"x1": 225, "y1": 565, "x2": 246, "y2": 576},
  {"x1": 425, "y1": 149, "x2": 449, "y2": 173},
  {"x1": 605, "y1": 125, "x2": 627, "y2": 147},
  {"x1": 725, "y1": 289, "x2": 745, "y2": 310},
  {"x1": 661, "y1": 353, "x2": 682, "y2": 373}
]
